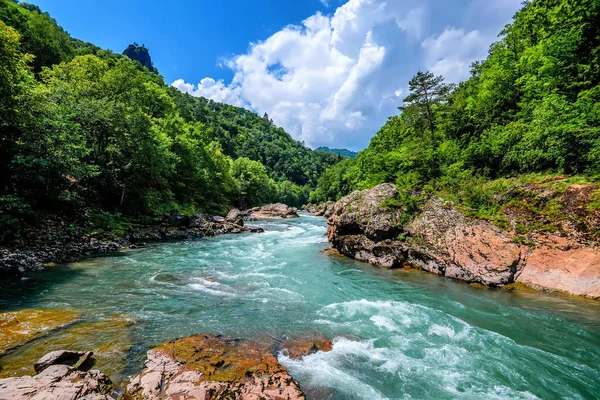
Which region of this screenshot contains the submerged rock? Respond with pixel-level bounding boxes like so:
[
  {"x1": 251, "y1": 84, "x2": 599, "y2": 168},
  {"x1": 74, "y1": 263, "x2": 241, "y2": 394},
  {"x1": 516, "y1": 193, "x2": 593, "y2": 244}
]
[
  {"x1": 245, "y1": 203, "x2": 299, "y2": 220},
  {"x1": 126, "y1": 334, "x2": 332, "y2": 399},
  {"x1": 0, "y1": 309, "x2": 81, "y2": 356},
  {"x1": 0, "y1": 315, "x2": 134, "y2": 381}
]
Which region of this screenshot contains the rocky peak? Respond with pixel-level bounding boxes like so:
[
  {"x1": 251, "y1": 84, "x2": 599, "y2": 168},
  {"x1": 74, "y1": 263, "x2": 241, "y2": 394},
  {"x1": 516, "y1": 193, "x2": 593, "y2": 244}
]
[{"x1": 122, "y1": 43, "x2": 155, "y2": 73}]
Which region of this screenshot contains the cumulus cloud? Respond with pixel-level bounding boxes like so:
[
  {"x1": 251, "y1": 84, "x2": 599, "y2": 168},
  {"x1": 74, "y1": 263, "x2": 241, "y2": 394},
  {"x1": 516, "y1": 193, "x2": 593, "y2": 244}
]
[
  {"x1": 173, "y1": 0, "x2": 522, "y2": 150},
  {"x1": 422, "y1": 28, "x2": 488, "y2": 83}
]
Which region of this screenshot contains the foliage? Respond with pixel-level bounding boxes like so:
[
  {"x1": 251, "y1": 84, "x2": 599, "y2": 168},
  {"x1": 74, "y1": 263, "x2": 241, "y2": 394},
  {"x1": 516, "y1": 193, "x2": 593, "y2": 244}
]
[
  {"x1": 311, "y1": 0, "x2": 600, "y2": 222},
  {"x1": 0, "y1": 0, "x2": 338, "y2": 241},
  {"x1": 315, "y1": 147, "x2": 359, "y2": 159}
]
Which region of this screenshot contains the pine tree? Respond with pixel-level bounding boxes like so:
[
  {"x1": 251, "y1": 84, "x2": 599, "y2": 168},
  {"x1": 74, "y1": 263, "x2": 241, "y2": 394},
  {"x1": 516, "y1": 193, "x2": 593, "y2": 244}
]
[{"x1": 400, "y1": 71, "x2": 453, "y2": 136}]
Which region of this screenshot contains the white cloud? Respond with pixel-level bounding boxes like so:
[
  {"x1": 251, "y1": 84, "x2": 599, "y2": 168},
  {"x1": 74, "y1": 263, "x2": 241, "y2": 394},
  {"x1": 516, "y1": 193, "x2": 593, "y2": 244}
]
[
  {"x1": 172, "y1": 0, "x2": 523, "y2": 150},
  {"x1": 421, "y1": 27, "x2": 489, "y2": 83}
]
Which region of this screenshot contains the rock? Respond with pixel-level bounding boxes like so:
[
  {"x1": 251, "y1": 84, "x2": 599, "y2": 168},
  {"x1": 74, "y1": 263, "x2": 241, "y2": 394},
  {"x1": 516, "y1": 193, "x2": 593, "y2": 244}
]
[
  {"x1": 327, "y1": 184, "x2": 524, "y2": 286},
  {"x1": 0, "y1": 363, "x2": 113, "y2": 400},
  {"x1": 34, "y1": 350, "x2": 88, "y2": 373},
  {"x1": 327, "y1": 183, "x2": 600, "y2": 297},
  {"x1": 245, "y1": 203, "x2": 299, "y2": 220},
  {"x1": 279, "y1": 337, "x2": 333, "y2": 359},
  {"x1": 225, "y1": 208, "x2": 244, "y2": 226},
  {"x1": 406, "y1": 199, "x2": 526, "y2": 286},
  {"x1": 211, "y1": 216, "x2": 225, "y2": 223},
  {"x1": 166, "y1": 211, "x2": 192, "y2": 227},
  {"x1": 126, "y1": 334, "x2": 309, "y2": 400},
  {"x1": 516, "y1": 234, "x2": 600, "y2": 298},
  {"x1": 243, "y1": 225, "x2": 264, "y2": 233}
]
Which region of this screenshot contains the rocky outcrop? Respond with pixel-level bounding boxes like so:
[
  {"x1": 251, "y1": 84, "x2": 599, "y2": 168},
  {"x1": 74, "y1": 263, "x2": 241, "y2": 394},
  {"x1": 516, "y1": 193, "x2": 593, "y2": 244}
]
[
  {"x1": 126, "y1": 334, "x2": 331, "y2": 400},
  {"x1": 327, "y1": 183, "x2": 600, "y2": 298},
  {"x1": 405, "y1": 199, "x2": 526, "y2": 286},
  {"x1": 245, "y1": 203, "x2": 299, "y2": 220},
  {"x1": 0, "y1": 352, "x2": 113, "y2": 400}
]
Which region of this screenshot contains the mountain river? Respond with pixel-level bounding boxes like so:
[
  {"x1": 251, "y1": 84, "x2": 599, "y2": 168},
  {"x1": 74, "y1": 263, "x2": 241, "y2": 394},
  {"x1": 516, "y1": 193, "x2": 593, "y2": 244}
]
[{"x1": 1, "y1": 214, "x2": 599, "y2": 399}]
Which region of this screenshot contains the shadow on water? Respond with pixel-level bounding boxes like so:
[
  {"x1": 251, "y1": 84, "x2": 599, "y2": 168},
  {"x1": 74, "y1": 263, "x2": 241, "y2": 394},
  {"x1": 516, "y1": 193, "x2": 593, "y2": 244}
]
[{"x1": 0, "y1": 250, "x2": 141, "y2": 311}]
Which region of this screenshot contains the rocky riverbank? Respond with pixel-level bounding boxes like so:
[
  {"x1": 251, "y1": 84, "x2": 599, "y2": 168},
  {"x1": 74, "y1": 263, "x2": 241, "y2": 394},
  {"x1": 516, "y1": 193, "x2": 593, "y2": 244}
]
[
  {"x1": 323, "y1": 183, "x2": 600, "y2": 299},
  {"x1": 0, "y1": 208, "x2": 273, "y2": 278},
  {"x1": 0, "y1": 334, "x2": 332, "y2": 400}
]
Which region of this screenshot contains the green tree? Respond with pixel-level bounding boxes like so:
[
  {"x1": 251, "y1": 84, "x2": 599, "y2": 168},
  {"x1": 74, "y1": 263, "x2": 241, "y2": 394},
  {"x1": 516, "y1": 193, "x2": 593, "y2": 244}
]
[{"x1": 400, "y1": 71, "x2": 454, "y2": 136}]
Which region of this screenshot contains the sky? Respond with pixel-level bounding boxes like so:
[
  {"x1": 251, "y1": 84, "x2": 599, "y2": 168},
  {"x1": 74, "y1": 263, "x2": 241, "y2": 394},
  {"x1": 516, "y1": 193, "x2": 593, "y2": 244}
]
[{"x1": 30, "y1": 0, "x2": 523, "y2": 151}]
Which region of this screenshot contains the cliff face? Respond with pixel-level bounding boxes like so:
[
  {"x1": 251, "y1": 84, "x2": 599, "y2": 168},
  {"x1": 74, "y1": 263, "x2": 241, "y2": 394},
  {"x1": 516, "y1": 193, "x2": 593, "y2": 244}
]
[{"x1": 326, "y1": 183, "x2": 600, "y2": 299}]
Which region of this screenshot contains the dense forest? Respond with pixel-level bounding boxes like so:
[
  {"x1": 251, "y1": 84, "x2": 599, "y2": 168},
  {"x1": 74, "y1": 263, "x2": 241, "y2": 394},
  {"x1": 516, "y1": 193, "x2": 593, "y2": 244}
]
[
  {"x1": 311, "y1": 0, "x2": 600, "y2": 220},
  {"x1": 0, "y1": 0, "x2": 337, "y2": 242},
  {"x1": 315, "y1": 147, "x2": 358, "y2": 159}
]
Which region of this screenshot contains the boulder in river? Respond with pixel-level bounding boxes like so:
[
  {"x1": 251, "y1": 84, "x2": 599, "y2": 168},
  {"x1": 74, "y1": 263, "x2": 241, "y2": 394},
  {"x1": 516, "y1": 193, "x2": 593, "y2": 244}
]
[
  {"x1": 245, "y1": 203, "x2": 299, "y2": 220},
  {"x1": 225, "y1": 208, "x2": 244, "y2": 226},
  {"x1": 126, "y1": 334, "x2": 331, "y2": 399}
]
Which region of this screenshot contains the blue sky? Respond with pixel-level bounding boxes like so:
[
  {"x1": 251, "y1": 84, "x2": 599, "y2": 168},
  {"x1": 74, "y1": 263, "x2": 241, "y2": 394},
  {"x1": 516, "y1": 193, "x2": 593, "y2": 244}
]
[{"x1": 30, "y1": 0, "x2": 523, "y2": 150}]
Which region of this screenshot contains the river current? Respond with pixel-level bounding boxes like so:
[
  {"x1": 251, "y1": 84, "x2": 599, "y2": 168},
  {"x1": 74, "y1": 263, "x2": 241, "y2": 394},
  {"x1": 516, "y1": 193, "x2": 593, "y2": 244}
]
[{"x1": 1, "y1": 214, "x2": 599, "y2": 399}]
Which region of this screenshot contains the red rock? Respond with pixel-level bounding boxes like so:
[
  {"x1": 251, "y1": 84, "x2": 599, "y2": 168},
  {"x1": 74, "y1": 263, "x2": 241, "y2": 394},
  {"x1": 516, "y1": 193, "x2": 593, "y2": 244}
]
[
  {"x1": 517, "y1": 235, "x2": 600, "y2": 298},
  {"x1": 126, "y1": 334, "x2": 308, "y2": 400}
]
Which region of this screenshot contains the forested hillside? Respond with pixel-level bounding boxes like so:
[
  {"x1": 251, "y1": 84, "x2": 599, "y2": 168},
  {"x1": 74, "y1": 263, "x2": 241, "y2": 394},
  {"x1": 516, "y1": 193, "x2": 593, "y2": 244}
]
[
  {"x1": 315, "y1": 147, "x2": 358, "y2": 159},
  {"x1": 311, "y1": 0, "x2": 600, "y2": 219},
  {"x1": 0, "y1": 0, "x2": 340, "y2": 242}
]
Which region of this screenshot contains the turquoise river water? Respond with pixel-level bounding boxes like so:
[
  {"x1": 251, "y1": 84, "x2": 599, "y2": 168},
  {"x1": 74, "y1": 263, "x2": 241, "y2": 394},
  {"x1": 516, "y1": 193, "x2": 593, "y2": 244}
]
[{"x1": 1, "y1": 214, "x2": 599, "y2": 399}]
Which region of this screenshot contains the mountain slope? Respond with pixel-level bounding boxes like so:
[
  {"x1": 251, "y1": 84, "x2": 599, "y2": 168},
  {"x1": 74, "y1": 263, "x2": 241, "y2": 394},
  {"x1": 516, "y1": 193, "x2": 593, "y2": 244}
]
[
  {"x1": 0, "y1": 0, "x2": 338, "y2": 242},
  {"x1": 315, "y1": 147, "x2": 358, "y2": 159}
]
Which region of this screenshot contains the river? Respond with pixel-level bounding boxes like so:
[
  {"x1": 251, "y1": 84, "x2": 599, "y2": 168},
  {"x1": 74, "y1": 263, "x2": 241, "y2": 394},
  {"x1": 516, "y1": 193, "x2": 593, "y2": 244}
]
[{"x1": 1, "y1": 214, "x2": 599, "y2": 399}]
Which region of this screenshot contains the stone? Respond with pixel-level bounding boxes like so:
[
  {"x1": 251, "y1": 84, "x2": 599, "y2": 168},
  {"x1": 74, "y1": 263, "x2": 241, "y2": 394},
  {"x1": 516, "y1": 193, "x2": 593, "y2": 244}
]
[
  {"x1": 406, "y1": 199, "x2": 525, "y2": 286},
  {"x1": 0, "y1": 363, "x2": 113, "y2": 400},
  {"x1": 245, "y1": 203, "x2": 299, "y2": 220},
  {"x1": 126, "y1": 334, "x2": 314, "y2": 400},
  {"x1": 327, "y1": 185, "x2": 524, "y2": 286},
  {"x1": 225, "y1": 208, "x2": 244, "y2": 226},
  {"x1": 34, "y1": 350, "x2": 87, "y2": 373},
  {"x1": 516, "y1": 234, "x2": 600, "y2": 298}
]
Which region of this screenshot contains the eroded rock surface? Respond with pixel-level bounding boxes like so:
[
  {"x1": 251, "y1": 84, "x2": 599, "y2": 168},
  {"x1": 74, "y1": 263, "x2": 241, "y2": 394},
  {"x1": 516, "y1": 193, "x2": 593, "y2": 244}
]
[
  {"x1": 126, "y1": 334, "x2": 332, "y2": 400},
  {"x1": 245, "y1": 203, "x2": 299, "y2": 220},
  {"x1": 326, "y1": 183, "x2": 600, "y2": 297},
  {"x1": 516, "y1": 234, "x2": 600, "y2": 297},
  {"x1": 0, "y1": 353, "x2": 113, "y2": 400}
]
